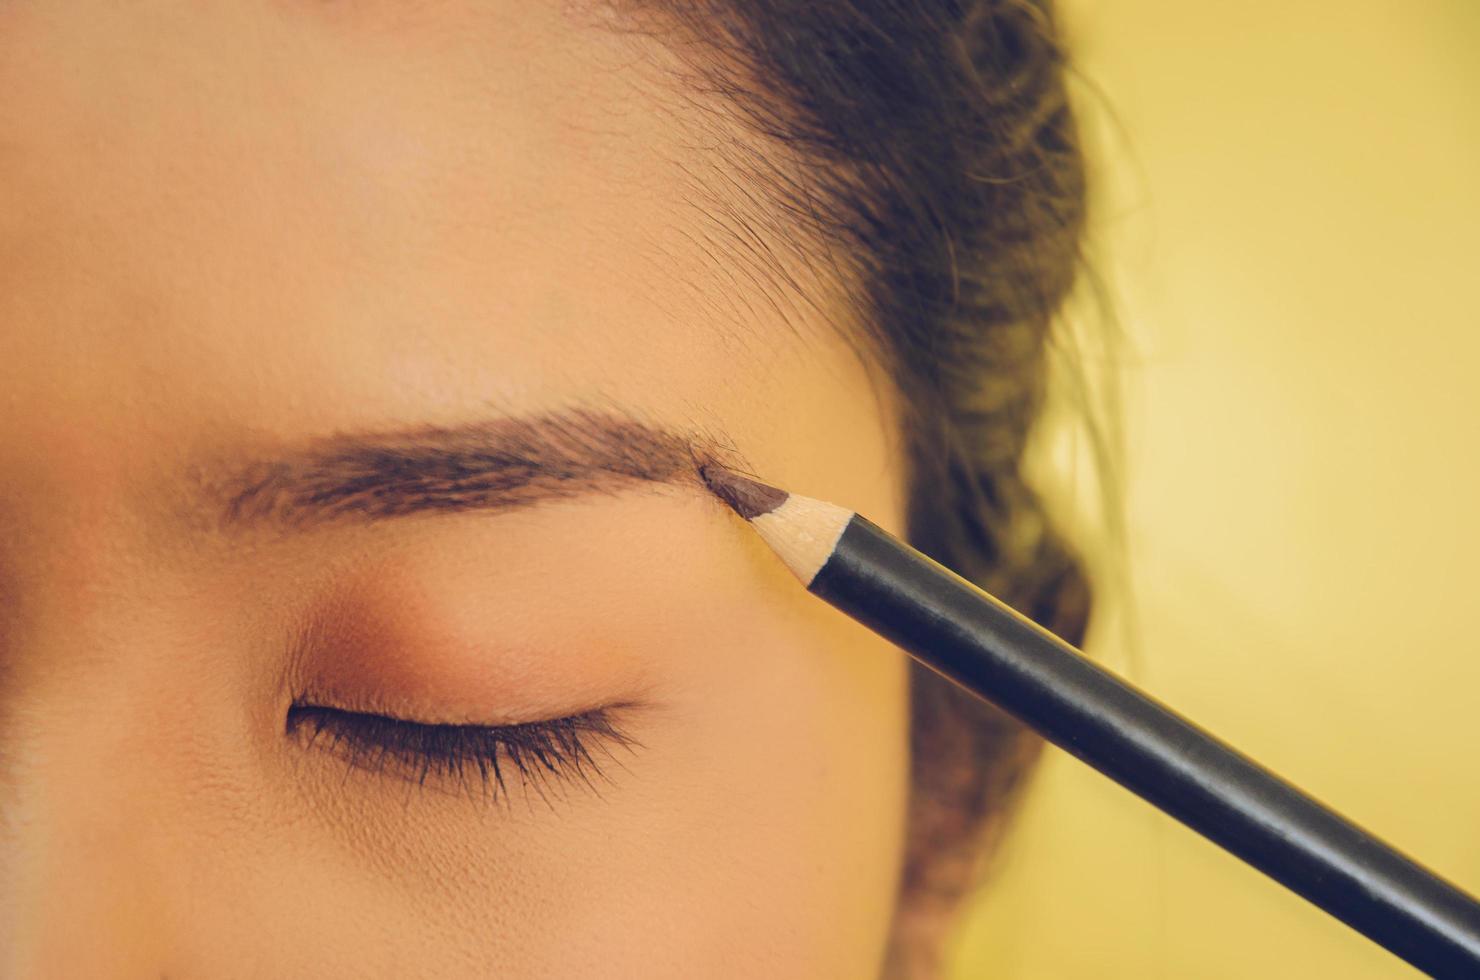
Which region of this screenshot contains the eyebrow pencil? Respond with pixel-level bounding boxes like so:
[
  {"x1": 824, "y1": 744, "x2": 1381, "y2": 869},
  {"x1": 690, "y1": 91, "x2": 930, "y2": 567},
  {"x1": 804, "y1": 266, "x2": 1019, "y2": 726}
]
[{"x1": 698, "y1": 465, "x2": 1480, "y2": 978}]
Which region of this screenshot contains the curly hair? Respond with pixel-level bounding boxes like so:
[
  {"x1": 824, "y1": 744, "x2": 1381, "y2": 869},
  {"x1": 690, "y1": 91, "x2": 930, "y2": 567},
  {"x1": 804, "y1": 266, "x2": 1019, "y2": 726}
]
[{"x1": 573, "y1": 1, "x2": 1103, "y2": 974}]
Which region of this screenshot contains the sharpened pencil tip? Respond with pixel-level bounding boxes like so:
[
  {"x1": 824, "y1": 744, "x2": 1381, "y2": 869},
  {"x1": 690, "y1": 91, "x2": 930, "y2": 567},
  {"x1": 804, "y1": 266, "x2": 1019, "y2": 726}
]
[{"x1": 698, "y1": 465, "x2": 789, "y2": 521}]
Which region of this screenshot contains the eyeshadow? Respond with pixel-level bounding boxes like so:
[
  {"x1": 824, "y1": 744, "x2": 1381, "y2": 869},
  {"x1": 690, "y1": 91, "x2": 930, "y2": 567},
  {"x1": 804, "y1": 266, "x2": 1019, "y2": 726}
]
[{"x1": 286, "y1": 549, "x2": 649, "y2": 727}]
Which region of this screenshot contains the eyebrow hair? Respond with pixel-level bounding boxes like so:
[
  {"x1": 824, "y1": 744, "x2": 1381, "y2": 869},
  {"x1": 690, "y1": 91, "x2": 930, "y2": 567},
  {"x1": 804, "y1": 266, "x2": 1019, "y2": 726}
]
[{"x1": 200, "y1": 406, "x2": 751, "y2": 534}]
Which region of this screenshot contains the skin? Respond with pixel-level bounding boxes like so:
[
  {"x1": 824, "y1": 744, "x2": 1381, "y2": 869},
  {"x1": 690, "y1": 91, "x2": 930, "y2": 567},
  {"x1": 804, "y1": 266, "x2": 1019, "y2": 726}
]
[{"x1": 0, "y1": 2, "x2": 912, "y2": 977}]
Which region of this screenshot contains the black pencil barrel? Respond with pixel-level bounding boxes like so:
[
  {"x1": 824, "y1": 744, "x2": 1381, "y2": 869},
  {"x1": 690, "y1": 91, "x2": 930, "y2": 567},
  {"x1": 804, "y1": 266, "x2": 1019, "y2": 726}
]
[{"x1": 808, "y1": 513, "x2": 1480, "y2": 978}]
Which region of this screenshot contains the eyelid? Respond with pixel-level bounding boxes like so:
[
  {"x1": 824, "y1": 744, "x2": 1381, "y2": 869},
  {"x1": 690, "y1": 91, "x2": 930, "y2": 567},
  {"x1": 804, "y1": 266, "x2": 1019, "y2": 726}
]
[{"x1": 286, "y1": 700, "x2": 649, "y2": 809}]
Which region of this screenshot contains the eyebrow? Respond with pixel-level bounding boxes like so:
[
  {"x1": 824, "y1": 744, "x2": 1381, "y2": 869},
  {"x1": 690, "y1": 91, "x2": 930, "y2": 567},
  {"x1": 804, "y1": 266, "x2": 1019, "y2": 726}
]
[{"x1": 197, "y1": 406, "x2": 750, "y2": 534}]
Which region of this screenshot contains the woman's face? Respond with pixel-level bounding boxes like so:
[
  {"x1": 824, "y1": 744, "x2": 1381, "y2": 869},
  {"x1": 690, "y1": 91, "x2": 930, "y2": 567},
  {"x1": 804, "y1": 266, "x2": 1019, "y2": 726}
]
[{"x1": 0, "y1": 3, "x2": 911, "y2": 976}]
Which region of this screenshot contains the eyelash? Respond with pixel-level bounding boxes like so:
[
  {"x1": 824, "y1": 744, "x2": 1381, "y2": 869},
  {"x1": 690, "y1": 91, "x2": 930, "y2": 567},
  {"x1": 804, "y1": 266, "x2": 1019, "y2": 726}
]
[{"x1": 286, "y1": 701, "x2": 645, "y2": 809}]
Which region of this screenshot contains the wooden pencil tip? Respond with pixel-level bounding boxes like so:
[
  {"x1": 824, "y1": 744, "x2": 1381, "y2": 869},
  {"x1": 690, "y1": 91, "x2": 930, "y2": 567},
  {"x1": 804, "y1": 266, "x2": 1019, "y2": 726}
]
[{"x1": 698, "y1": 464, "x2": 789, "y2": 521}]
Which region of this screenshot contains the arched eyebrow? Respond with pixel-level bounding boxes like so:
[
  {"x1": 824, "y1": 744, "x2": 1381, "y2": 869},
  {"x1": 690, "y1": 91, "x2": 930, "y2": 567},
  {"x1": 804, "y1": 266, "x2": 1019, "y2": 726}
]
[{"x1": 193, "y1": 406, "x2": 750, "y2": 535}]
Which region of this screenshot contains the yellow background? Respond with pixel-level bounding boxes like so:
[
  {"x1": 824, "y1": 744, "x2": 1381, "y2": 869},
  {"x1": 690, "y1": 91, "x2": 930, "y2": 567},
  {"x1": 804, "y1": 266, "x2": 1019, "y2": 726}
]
[{"x1": 951, "y1": 1, "x2": 1480, "y2": 976}]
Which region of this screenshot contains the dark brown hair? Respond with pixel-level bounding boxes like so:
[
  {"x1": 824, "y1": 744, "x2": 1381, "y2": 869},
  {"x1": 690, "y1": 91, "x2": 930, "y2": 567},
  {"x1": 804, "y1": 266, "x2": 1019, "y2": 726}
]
[{"x1": 579, "y1": 1, "x2": 1104, "y2": 974}]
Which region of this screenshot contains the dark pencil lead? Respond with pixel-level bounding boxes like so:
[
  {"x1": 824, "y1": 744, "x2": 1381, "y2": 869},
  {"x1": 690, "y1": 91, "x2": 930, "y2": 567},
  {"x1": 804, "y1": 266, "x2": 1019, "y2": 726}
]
[{"x1": 698, "y1": 464, "x2": 789, "y2": 521}]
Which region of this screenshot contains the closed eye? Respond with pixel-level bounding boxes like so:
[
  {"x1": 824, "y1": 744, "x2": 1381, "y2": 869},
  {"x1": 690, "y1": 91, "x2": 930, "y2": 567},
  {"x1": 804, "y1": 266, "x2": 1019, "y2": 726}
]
[{"x1": 286, "y1": 701, "x2": 647, "y2": 810}]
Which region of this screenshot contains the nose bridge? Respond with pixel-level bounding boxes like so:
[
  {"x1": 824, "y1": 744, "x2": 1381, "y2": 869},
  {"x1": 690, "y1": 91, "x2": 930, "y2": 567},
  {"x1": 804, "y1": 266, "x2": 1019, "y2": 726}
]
[
  {"x1": 0, "y1": 430, "x2": 272, "y2": 975},
  {"x1": 0, "y1": 685, "x2": 173, "y2": 977},
  {"x1": 0, "y1": 538, "x2": 191, "y2": 977},
  {"x1": 1, "y1": 316, "x2": 253, "y2": 977}
]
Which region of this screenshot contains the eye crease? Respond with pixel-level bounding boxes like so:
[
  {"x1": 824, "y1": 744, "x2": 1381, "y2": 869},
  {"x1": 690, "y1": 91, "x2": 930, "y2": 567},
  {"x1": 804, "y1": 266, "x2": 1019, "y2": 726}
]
[{"x1": 285, "y1": 700, "x2": 648, "y2": 810}]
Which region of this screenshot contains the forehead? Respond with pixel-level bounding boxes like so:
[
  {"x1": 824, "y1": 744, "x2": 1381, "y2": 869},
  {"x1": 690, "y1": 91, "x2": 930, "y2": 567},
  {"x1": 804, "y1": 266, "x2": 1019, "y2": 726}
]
[
  {"x1": 0, "y1": 3, "x2": 855, "y2": 444},
  {"x1": 0, "y1": 1, "x2": 898, "y2": 544}
]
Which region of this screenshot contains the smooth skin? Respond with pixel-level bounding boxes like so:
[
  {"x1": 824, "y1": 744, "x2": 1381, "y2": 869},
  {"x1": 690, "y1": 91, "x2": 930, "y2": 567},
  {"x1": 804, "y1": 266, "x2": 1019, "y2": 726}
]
[{"x1": 0, "y1": 2, "x2": 912, "y2": 977}]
